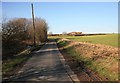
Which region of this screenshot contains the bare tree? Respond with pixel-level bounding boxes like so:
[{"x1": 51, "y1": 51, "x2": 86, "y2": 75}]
[
  {"x1": 2, "y1": 18, "x2": 28, "y2": 42},
  {"x1": 28, "y1": 18, "x2": 48, "y2": 45},
  {"x1": 2, "y1": 18, "x2": 30, "y2": 59},
  {"x1": 2, "y1": 17, "x2": 49, "y2": 59}
]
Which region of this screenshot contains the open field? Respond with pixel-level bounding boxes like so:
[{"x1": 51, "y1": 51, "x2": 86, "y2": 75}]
[
  {"x1": 49, "y1": 34, "x2": 119, "y2": 81},
  {"x1": 57, "y1": 38, "x2": 119, "y2": 81},
  {"x1": 49, "y1": 34, "x2": 119, "y2": 48}
]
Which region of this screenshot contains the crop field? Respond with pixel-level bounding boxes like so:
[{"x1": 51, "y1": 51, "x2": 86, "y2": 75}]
[{"x1": 49, "y1": 34, "x2": 119, "y2": 47}]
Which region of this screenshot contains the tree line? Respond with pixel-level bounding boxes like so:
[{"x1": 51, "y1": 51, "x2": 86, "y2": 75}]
[{"x1": 2, "y1": 18, "x2": 48, "y2": 60}]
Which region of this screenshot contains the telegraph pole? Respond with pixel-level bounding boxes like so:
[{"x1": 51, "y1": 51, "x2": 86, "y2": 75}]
[{"x1": 31, "y1": 3, "x2": 36, "y2": 47}]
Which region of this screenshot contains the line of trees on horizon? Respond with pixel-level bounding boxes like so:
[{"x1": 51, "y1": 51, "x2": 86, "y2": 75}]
[{"x1": 2, "y1": 17, "x2": 49, "y2": 60}]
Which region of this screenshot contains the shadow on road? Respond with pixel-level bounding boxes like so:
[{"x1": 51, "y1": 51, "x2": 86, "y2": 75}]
[{"x1": 5, "y1": 41, "x2": 73, "y2": 82}]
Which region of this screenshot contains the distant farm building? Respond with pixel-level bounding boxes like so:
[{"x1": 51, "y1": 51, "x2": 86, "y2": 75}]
[
  {"x1": 48, "y1": 32, "x2": 83, "y2": 36},
  {"x1": 67, "y1": 32, "x2": 83, "y2": 36}
]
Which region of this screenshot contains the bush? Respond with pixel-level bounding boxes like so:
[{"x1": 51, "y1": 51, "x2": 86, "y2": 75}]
[{"x1": 2, "y1": 18, "x2": 48, "y2": 60}]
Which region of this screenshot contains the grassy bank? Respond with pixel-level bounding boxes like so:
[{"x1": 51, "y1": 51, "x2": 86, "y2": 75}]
[
  {"x1": 2, "y1": 44, "x2": 44, "y2": 80},
  {"x1": 49, "y1": 34, "x2": 119, "y2": 47},
  {"x1": 57, "y1": 39, "x2": 118, "y2": 81}
]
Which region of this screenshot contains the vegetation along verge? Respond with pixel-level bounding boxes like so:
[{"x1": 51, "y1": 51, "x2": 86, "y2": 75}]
[
  {"x1": 57, "y1": 38, "x2": 119, "y2": 81},
  {"x1": 2, "y1": 44, "x2": 45, "y2": 80}
]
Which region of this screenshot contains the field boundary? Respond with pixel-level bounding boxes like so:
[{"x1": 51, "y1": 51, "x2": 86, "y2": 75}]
[
  {"x1": 56, "y1": 42, "x2": 80, "y2": 82},
  {"x1": 56, "y1": 38, "x2": 118, "y2": 81}
]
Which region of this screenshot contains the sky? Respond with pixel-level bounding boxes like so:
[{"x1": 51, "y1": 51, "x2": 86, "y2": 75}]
[
  {"x1": 2, "y1": 2, "x2": 118, "y2": 34},
  {"x1": 1, "y1": 0, "x2": 119, "y2": 2}
]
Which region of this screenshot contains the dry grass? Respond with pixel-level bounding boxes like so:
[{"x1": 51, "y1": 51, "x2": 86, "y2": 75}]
[{"x1": 57, "y1": 38, "x2": 119, "y2": 81}]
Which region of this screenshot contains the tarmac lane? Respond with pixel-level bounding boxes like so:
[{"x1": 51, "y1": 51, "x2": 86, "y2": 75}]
[{"x1": 10, "y1": 41, "x2": 77, "y2": 82}]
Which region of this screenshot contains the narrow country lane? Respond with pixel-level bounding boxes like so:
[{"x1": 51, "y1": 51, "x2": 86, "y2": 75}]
[{"x1": 10, "y1": 40, "x2": 78, "y2": 82}]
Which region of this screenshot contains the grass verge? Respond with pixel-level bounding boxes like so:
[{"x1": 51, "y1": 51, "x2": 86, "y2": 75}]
[
  {"x1": 2, "y1": 44, "x2": 44, "y2": 80},
  {"x1": 57, "y1": 39, "x2": 118, "y2": 81}
]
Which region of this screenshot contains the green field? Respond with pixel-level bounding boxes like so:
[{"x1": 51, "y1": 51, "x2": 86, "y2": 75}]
[{"x1": 49, "y1": 34, "x2": 119, "y2": 47}]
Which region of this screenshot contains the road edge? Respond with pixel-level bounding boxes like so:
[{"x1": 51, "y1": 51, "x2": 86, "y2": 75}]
[{"x1": 55, "y1": 42, "x2": 80, "y2": 82}]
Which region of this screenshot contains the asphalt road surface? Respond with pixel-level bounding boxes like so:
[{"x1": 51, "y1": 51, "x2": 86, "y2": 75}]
[{"x1": 11, "y1": 41, "x2": 78, "y2": 82}]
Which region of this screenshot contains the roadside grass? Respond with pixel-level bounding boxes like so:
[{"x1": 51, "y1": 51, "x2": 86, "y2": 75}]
[
  {"x1": 49, "y1": 34, "x2": 119, "y2": 47},
  {"x1": 2, "y1": 44, "x2": 44, "y2": 79},
  {"x1": 2, "y1": 55, "x2": 28, "y2": 76},
  {"x1": 57, "y1": 39, "x2": 118, "y2": 81}
]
